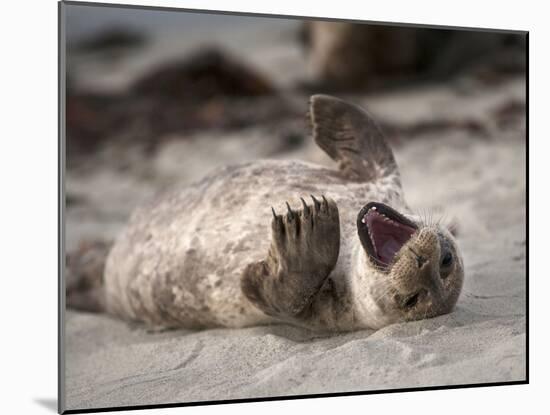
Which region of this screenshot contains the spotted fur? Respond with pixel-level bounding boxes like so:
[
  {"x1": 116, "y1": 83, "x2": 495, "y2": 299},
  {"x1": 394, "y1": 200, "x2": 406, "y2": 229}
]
[{"x1": 98, "y1": 95, "x2": 464, "y2": 331}]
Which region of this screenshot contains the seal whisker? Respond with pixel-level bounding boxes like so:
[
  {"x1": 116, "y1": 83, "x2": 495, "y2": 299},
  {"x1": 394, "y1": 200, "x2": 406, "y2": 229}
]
[{"x1": 371, "y1": 285, "x2": 398, "y2": 305}]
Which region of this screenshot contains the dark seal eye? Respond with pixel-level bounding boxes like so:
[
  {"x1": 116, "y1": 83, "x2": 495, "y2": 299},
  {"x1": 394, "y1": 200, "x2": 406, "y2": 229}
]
[{"x1": 441, "y1": 252, "x2": 453, "y2": 268}]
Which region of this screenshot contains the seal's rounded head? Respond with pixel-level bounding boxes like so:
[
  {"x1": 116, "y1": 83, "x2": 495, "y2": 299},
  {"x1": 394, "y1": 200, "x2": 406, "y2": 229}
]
[{"x1": 357, "y1": 202, "x2": 464, "y2": 326}]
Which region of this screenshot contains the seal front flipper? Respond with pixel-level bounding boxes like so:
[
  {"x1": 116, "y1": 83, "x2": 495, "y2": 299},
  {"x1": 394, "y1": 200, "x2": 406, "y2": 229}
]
[
  {"x1": 309, "y1": 94, "x2": 400, "y2": 184},
  {"x1": 241, "y1": 196, "x2": 340, "y2": 326}
]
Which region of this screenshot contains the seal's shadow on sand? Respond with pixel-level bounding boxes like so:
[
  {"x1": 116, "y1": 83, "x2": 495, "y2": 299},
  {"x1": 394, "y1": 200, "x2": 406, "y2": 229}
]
[
  {"x1": 152, "y1": 305, "x2": 501, "y2": 345},
  {"x1": 228, "y1": 302, "x2": 515, "y2": 342},
  {"x1": 112, "y1": 301, "x2": 511, "y2": 343}
]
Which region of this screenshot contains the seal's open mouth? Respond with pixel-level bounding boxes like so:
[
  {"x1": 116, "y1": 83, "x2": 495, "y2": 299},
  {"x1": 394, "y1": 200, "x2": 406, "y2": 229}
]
[{"x1": 357, "y1": 202, "x2": 417, "y2": 268}]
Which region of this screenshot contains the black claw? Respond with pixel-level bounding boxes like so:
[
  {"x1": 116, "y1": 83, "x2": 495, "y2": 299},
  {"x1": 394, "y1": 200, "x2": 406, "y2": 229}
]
[
  {"x1": 310, "y1": 195, "x2": 321, "y2": 211},
  {"x1": 321, "y1": 195, "x2": 328, "y2": 209},
  {"x1": 286, "y1": 202, "x2": 294, "y2": 219},
  {"x1": 300, "y1": 197, "x2": 310, "y2": 214},
  {"x1": 271, "y1": 207, "x2": 277, "y2": 219}
]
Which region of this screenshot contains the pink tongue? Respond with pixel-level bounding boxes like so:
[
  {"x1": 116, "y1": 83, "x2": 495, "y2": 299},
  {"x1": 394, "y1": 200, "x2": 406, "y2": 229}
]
[
  {"x1": 366, "y1": 212, "x2": 416, "y2": 265},
  {"x1": 378, "y1": 238, "x2": 404, "y2": 265}
]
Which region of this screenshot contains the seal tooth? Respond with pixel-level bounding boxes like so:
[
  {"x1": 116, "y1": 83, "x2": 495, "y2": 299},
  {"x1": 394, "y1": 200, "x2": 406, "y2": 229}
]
[{"x1": 370, "y1": 235, "x2": 378, "y2": 254}]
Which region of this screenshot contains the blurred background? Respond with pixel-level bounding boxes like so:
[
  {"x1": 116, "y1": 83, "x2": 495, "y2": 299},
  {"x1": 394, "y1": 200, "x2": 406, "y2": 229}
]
[{"x1": 64, "y1": 3, "x2": 526, "y2": 251}]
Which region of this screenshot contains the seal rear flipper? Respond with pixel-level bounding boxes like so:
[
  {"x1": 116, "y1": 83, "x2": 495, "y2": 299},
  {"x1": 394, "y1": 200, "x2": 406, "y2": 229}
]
[
  {"x1": 66, "y1": 240, "x2": 111, "y2": 313},
  {"x1": 309, "y1": 94, "x2": 401, "y2": 184},
  {"x1": 241, "y1": 195, "x2": 341, "y2": 329}
]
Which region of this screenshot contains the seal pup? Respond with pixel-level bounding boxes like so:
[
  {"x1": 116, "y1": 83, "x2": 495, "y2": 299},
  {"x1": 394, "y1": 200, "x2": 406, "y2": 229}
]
[{"x1": 67, "y1": 95, "x2": 464, "y2": 332}]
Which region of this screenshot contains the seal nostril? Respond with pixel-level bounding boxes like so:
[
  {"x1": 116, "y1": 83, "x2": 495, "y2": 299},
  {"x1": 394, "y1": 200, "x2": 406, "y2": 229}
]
[
  {"x1": 408, "y1": 246, "x2": 427, "y2": 268},
  {"x1": 404, "y1": 292, "x2": 419, "y2": 309},
  {"x1": 416, "y1": 256, "x2": 427, "y2": 268}
]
